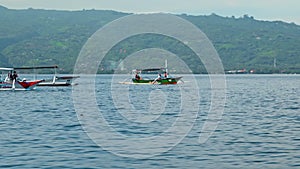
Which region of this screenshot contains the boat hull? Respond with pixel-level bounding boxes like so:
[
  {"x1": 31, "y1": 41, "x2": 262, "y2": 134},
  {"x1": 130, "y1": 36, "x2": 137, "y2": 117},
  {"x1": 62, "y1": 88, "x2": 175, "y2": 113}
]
[
  {"x1": 37, "y1": 82, "x2": 71, "y2": 86},
  {"x1": 0, "y1": 79, "x2": 44, "y2": 90},
  {"x1": 132, "y1": 77, "x2": 182, "y2": 85},
  {"x1": 37, "y1": 76, "x2": 79, "y2": 87}
]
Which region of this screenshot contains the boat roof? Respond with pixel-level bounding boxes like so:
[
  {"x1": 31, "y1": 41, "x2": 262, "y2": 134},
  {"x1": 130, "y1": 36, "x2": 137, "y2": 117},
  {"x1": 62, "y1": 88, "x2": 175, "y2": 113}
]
[
  {"x1": 133, "y1": 68, "x2": 165, "y2": 72},
  {"x1": 0, "y1": 67, "x2": 14, "y2": 71},
  {"x1": 14, "y1": 65, "x2": 58, "y2": 70}
]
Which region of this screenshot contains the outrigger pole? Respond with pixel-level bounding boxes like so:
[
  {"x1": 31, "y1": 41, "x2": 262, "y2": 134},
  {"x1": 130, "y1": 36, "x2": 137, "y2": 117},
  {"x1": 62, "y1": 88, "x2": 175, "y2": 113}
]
[
  {"x1": 52, "y1": 66, "x2": 57, "y2": 84},
  {"x1": 12, "y1": 79, "x2": 15, "y2": 90},
  {"x1": 165, "y1": 59, "x2": 168, "y2": 74}
]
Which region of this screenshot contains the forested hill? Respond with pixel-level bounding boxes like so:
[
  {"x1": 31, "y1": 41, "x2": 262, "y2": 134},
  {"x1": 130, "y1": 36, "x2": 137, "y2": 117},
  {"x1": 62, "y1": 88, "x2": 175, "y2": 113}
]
[{"x1": 0, "y1": 6, "x2": 299, "y2": 73}]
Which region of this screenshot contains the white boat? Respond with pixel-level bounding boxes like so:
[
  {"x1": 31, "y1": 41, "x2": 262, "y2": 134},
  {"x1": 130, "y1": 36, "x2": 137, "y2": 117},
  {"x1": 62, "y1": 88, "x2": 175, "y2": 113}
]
[
  {"x1": 14, "y1": 65, "x2": 79, "y2": 87},
  {"x1": 0, "y1": 67, "x2": 44, "y2": 91},
  {"x1": 38, "y1": 75, "x2": 80, "y2": 86}
]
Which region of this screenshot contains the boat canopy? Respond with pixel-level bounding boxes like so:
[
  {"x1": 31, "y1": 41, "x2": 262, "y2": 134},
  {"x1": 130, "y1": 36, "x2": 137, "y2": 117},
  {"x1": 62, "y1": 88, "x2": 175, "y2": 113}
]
[
  {"x1": 1, "y1": 65, "x2": 59, "y2": 71},
  {"x1": 133, "y1": 68, "x2": 166, "y2": 72},
  {"x1": 141, "y1": 68, "x2": 165, "y2": 71},
  {"x1": 14, "y1": 65, "x2": 58, "y2": 70},
  {"x1": 0, "y1": 67, "x2": 14, "y2": 71}
]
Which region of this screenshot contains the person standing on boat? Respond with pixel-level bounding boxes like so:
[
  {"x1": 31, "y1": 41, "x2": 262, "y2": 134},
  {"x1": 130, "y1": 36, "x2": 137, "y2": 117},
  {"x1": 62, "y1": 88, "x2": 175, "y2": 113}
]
[{"x1": 12, "y1": 71, "x2": 18, "y2": 81}]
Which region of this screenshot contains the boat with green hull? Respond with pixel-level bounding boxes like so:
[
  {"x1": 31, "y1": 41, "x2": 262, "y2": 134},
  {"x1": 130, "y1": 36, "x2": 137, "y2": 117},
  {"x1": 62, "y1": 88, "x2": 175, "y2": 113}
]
[
  {"x1": 131, "y1": 62, "x2": 182, "y2": 85},
  {"x1": 132, "y1": 75, "x2": 182, "y2": 85}
]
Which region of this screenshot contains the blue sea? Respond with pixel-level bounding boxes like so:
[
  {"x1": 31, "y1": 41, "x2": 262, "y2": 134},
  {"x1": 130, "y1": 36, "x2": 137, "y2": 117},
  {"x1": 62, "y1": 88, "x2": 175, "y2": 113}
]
[{"x1": 0, "y1": 74, "x2": 299, "y2": 168}]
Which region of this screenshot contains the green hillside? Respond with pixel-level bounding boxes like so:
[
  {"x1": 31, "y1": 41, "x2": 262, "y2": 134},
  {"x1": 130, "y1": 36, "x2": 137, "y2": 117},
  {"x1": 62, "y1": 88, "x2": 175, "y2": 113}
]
[{"x1": 0, "y1": 6, "x2": 299, "y2": 73}]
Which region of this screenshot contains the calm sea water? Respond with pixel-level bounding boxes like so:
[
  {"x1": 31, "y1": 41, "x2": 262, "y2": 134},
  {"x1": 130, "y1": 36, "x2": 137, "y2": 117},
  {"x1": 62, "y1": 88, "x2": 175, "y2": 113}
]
[{"x1": 0, "y1": 74, "x2": 299, "y2": 168}]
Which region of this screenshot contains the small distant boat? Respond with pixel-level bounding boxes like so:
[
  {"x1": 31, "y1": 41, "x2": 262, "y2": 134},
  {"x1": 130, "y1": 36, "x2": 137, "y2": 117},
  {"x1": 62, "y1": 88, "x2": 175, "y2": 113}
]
[
  {"x1": 130, "y1": 60, "x2": 182, "y2": 85},
  {"x1": 14, "y1": 65, "x2": 79, "y2": 87},
  {"x1": 226, "y1": 68, "x2": 247, "y2": 74},
  {"x1": 0, "y1": 67, "x2": 44, "y2": 91}
]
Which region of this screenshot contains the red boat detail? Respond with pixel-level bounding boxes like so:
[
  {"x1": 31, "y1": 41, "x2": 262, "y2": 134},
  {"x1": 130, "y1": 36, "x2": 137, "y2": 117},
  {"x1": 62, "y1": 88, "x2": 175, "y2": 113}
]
[{"x1": 17, "y1": 80, "x2": 44, "y2": 89}]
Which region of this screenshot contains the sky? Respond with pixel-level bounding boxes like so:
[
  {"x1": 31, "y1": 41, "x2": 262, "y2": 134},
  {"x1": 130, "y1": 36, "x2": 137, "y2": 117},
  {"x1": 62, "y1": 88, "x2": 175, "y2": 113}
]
[{"x1": 0, "y1": 0, "x2": 299, "y2": 25}]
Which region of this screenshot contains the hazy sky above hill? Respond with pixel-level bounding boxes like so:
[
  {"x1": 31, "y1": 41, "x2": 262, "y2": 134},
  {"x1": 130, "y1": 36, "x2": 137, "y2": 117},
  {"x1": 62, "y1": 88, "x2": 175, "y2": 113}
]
[{"x1": 0, "y1": 0, "x2": 299, "y2": 24}]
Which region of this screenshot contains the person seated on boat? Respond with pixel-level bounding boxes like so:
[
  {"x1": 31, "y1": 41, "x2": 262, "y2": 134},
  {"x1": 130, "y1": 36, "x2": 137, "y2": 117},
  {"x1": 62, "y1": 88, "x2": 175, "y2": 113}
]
[
  {"x1": 8, "y1": 71, "x2": 13, "y2": 81},
  {"x1": 155, "y1": 74, "x2": 162, "y2": 81},
  {"x1": 135, "y1": 73, "x2": 141, "y2": 80},
  {"x1": 164, "y1": 72, "x2": 169, "y2": 78},
  {"x1": 4, "y1": 72, "x2": 12, "y2": 82},
  {"x1": 152, "y1": 74, "x2": 162, "y2": 84}
]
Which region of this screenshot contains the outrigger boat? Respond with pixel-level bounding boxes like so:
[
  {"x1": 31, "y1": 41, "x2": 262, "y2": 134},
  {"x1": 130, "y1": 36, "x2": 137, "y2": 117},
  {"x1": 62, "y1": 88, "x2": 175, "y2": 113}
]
[
  {"x1": 132, "y1": 68, "x2": 182, "y2": 85},
  {"x1": 0, "y1": 67, "x2": 44, "y2": 91},
  {"x1": 131, "y1": 60, "x2": 182, "y2": 85},
  {"x1": 14, "y1": 65, "x2": 79, "y2": 87}
]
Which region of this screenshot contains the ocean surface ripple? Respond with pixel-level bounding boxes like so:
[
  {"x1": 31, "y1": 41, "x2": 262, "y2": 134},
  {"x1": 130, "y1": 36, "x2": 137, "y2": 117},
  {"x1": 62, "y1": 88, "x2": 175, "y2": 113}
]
[{"x1": 0, "y1": 75, "x2": 299, "y2": 168}]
